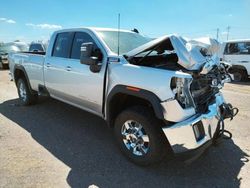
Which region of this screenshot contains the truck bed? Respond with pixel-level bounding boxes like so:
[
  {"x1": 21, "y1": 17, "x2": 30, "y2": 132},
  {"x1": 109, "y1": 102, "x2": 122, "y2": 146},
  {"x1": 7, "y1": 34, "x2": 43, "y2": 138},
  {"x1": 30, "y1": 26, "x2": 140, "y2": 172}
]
[{"x1": 9, "y1": 52, "x2": 46, "y2": 91}]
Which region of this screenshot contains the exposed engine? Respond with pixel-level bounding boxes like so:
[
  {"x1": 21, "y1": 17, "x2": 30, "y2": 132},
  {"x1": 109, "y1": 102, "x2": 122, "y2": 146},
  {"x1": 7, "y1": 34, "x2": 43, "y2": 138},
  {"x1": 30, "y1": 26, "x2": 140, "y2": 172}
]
[
  {"x1": 190, "y1": 63, "x2": 232, "y2": 113},
  {"x1": 171, "y1": 62, "x2": 233, "y2": 113}
]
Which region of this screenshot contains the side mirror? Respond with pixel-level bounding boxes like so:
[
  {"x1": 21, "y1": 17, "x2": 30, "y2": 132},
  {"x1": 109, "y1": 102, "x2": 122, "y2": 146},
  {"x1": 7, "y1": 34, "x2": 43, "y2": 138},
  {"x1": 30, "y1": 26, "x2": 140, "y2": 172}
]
[{"x1": 80, "y1": 42, "x2": 101, "y2": 73}]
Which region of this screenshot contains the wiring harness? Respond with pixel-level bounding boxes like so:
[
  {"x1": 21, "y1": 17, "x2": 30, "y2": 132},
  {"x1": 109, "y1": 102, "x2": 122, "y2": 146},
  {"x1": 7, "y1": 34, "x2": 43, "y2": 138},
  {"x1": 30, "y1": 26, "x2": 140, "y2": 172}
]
[{"x1": 213, "y1": 103, "x2": 239, "y2": 143}]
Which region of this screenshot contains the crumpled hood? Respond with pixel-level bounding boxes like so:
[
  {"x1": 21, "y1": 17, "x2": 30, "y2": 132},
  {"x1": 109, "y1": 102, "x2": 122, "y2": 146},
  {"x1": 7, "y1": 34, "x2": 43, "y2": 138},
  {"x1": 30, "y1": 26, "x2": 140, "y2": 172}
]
[{"x1": 125, "y1": 35, "x2": 220, "y2": 72}]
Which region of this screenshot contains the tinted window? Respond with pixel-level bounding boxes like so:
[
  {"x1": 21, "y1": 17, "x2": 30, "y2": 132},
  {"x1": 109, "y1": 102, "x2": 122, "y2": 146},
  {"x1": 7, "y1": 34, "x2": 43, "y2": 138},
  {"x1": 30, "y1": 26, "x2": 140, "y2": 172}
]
[
  {"x1": 225, "y1": 42, "x2": 250, "y2": 55},
  {"x1": 53, "y1": 32, "x2": 74, "y2": 58},
  {"x1": 71, "y1": 32, "x2": 97, "y2": 59},
  {"x1": 29, "y1": 44, "x2": 44, "y2": 52}
]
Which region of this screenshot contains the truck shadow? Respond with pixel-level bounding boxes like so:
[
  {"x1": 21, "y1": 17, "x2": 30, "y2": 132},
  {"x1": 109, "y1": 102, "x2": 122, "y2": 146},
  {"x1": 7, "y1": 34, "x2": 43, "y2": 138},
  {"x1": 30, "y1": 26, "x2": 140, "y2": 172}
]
[
  {"x1": 0, "y1": 98, "x2": 249, "y2": 188},
  {"x1": 230, "y1": 78, "x2": 250, "y2": 85}
]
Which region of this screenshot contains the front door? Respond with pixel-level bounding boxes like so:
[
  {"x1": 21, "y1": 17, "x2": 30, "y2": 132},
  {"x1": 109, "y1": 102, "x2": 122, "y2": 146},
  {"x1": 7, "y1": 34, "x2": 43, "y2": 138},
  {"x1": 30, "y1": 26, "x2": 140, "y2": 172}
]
[{"x1": 44, "y1": 31, "x2": 106, "y2": 116}]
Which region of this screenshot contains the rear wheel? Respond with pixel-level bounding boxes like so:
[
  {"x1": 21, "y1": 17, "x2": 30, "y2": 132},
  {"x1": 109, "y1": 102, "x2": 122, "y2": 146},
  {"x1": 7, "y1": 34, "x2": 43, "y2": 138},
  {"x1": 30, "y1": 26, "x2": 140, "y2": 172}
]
[
  {"x1": 17, "y1": 78, "x2": 38, "y2": 105},
  {"x1": 114, "y1": 106, "x2": 170, "y2": 166}
]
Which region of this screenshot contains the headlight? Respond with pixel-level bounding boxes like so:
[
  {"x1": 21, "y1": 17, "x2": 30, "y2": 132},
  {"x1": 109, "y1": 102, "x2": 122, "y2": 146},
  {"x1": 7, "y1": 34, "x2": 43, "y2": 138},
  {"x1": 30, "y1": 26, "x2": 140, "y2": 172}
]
[{"x1": 170, "y1": 77, "x2": 195, "y2": 108}]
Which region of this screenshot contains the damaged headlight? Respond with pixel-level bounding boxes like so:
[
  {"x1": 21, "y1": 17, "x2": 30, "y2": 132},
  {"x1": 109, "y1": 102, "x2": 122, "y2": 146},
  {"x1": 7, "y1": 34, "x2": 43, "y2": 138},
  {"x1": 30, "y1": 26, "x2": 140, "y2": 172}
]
[{"x1": 170, "y1": 77, "x2": 196, "y2": 108}]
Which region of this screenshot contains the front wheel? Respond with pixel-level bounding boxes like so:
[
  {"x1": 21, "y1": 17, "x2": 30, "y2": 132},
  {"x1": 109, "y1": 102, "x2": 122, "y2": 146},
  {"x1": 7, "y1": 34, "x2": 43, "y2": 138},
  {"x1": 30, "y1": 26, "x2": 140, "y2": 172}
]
[
  {"x1": 232, "y1": 69, "x2": 248, "y2": 82},
  {"x1": 114, "y1": 106, "x2": 170, "y2": 166},
  {"x1": 17, "y1": 78, "x2": 38, "y2": 105}
]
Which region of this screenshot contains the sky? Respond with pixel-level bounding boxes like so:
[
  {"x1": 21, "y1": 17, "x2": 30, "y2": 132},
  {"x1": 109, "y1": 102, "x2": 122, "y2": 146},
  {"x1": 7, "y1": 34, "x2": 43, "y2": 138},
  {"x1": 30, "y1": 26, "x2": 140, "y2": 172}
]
[{"x1": 0, "y1": 0, "x2": 250, "y2": 43}]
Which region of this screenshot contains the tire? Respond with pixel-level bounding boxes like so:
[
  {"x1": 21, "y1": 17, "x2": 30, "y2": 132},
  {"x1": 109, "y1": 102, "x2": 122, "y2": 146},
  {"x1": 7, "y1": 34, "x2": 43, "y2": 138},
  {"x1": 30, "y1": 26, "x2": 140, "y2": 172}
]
[
  {"x1": 0, "y1": 62, "x2": 4, "y2": 69},
  {"x1": 232, "y1": 69, "x2": 248, "y2": 82},
  {"x1": 0, "y1": 62, "x2": 8, "y2": 69},
  {"x1": 114, "y1": 106, "x2": 170, "y2": 166},
  {"x1": 17, "y1": 78, "x2": 38, "y2": 106}
]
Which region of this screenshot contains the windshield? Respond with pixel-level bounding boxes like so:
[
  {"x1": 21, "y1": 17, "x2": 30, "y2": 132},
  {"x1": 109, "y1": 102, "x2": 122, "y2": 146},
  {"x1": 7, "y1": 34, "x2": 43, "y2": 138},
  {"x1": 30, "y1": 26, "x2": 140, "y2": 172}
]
[
  {"x1": 96, "y1": 30, "x2": 151, "y2": 54},
  {"x1": 0, "y1": 45, "x2": 20, "y2": 53}
]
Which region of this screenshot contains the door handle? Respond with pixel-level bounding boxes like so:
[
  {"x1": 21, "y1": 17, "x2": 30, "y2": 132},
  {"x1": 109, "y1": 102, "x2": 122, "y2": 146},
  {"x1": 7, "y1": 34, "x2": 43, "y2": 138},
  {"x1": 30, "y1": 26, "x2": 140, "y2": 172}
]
[
  {"x1": 66, "y1": 66, "x2": 72, "y2": 71},
  {"x1": 46, "y1": 63, "x2": 51, "y2": 67},
  {"x1": 239, "y1": 61, "x2": 249, "y2": 63}
]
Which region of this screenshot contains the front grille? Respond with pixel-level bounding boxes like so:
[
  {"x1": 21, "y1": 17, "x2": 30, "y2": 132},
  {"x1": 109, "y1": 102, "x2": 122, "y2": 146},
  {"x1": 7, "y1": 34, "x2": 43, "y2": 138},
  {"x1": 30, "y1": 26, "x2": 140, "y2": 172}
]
[{"x1": 190, "y1": 77, "x2": 218, "y2": 113}]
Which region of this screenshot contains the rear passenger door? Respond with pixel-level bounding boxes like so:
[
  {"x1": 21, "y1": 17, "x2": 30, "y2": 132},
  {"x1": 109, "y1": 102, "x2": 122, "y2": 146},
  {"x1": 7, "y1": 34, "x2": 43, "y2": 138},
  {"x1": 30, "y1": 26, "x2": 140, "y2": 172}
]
[{"x1": 44, "y1": 32, "x2": 74, "y2": 99}]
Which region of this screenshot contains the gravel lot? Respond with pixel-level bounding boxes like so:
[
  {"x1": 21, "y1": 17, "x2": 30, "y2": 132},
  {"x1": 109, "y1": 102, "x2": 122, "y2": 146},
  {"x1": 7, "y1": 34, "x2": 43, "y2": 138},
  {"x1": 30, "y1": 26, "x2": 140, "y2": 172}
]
[{"x1": 0, "y1": 69, "x2": 250, "y2": 188}]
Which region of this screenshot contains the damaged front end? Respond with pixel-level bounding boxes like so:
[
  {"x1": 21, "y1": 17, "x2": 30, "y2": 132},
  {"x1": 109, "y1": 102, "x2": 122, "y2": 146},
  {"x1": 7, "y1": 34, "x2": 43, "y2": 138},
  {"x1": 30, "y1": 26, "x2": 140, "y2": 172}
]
[
  {"x1": 164, "y1": 62, "x2": 238, "y2": 154},
  {"x1": 125, "y1": 34, "x2": 238, "y2": 155},
  {"x1": 161, "y1": 38, "x2": 238, "y2": 155}
]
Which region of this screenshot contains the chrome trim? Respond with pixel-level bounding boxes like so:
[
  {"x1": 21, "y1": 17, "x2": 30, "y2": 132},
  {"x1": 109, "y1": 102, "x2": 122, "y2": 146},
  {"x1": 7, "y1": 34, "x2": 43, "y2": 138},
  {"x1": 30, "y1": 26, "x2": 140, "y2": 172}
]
[
  {"x1": 19, "y1": 82, "x2": 27, "y2": 102},
  {"x1": 162, "y1": 94, "x2": 225, "y2": 153},
  {"x1": 161, "y1": 99, "x2": 196, "y2": 122},
  {"x1": 121, "y1": 120, "x2": 149, "y2": 156}
]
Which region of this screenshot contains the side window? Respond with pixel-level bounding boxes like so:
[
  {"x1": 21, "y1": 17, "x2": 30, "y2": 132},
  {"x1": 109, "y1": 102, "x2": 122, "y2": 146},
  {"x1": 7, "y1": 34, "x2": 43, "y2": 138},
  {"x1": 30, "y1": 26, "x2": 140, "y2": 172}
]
[
  {"x1": 225, "y1": 43, "x2": 239, "y2": 55},
  {"x1": 71, "y1": 32, "x2": 97, "y2": 59},
  {"x1": 238, "y1": 42, "x2": 250, "y2": 54},
  {"x1": 52, "y1": 32, "x2": 74, "y2": 58},
  {"x1": 225, "y1": 42, "x2": 250, "y2": 55}
]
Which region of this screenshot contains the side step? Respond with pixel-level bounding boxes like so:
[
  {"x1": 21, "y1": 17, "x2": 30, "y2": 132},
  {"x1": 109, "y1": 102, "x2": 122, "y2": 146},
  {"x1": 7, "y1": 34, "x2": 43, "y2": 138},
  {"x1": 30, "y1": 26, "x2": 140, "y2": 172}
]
[{"x1": 38, "y1": 84, "x2": 50, "y2": 97}]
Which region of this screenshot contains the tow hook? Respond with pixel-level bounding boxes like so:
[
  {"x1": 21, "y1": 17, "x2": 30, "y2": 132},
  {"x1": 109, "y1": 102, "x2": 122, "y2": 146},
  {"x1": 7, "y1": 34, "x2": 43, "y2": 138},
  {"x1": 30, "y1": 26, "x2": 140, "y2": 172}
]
[{"x1": 213, "y1": 103, "x2": 239, "y2": 145}]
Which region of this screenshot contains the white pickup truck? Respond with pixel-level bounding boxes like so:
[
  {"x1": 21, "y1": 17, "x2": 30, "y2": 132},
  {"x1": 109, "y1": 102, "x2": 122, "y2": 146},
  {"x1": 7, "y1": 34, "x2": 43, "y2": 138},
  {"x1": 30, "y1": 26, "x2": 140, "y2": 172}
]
[
  {"x1": 9, "y1": 28, "x2": 238, "y2": 165},
  {"x1": 219, "y1": 39, "x2": 250, "y2": 81}
]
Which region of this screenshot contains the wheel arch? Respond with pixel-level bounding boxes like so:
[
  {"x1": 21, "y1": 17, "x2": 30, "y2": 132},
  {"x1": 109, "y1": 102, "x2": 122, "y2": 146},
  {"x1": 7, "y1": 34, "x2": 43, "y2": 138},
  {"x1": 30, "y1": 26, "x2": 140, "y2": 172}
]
[
  {"x1": 13, "y1": 65, "x2": 35, "y2": 94},
  {"x1": 229, "y1": 65, "x2": 248, "y2": 74},
  {"x1": 105, "y1": 85, "x2": 164, "y2": 127}
]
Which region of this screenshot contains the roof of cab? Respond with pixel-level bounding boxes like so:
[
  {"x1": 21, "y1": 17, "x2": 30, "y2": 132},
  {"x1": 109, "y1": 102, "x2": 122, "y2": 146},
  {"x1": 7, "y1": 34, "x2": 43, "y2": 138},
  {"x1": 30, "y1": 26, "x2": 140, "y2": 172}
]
[{"x1": 53, "y1": 27, "x2": 135, "y2": 34}]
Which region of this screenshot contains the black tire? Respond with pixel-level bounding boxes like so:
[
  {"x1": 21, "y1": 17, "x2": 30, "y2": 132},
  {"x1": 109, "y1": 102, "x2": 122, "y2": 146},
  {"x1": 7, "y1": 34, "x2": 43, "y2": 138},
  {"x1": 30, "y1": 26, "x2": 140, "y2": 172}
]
[
  {"x1": 114, "y1": 106, "x2": 170, "y2": 166},
  {"x1": 0, "y1": 62, "x2": 6, "y2": 69},
  {"x1": 0, "y1": 61, "x2": 9, "y2": 69},
  {"x1": 17, "y1": 78, "x2": 38, "y2": 106},
  {"x1": 232, "y1": 69, "x2": 248, "y2": 82}
]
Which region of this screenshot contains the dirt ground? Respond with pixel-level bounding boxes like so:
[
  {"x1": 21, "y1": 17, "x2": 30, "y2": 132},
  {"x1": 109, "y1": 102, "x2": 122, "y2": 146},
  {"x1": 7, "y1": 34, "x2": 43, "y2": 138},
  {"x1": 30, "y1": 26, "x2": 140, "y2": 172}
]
[{"x1": 0, "y1": 69, "x2": 250, "y2": 188}]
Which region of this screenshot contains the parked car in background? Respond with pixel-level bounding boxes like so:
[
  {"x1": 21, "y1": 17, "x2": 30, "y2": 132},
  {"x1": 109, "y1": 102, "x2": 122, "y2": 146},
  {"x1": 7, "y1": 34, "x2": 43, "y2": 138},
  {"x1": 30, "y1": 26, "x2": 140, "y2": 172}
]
[
  {"x1": 219, "y1": 39, "x2": 250, "y2": 81},
  {"x1": 29, "y1": 42, "x2": 47, "y2": 52},
  {"x1": 11, "y1": 41, "x2": 29, "y2": 52},
  {"x1": 0, "y1": 44, "x2": 22, "y2": 69}
]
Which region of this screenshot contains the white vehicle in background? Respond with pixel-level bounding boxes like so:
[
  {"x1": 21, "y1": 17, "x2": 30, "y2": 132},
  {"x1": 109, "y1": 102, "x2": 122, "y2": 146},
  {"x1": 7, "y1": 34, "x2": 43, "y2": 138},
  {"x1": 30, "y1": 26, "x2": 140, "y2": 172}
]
[
  {"x1": 29, "y1": 42, "x2": 47, "y2": 52},
  {"x1": 0, "y1": 44, "x2": 23, "y2": 69},
  {"x1": 220, "y1": 39, "x2": 250, "y2": 81},
  {"x1": 11, "y1": 41, "x2": 29, "y2": 52}
]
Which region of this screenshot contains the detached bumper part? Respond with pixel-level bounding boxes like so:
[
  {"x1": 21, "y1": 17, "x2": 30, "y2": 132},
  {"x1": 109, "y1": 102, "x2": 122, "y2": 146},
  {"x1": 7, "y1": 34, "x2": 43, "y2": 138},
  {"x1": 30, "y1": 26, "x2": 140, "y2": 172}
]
[{"x1": 162, "y1": 94, "x2": 225, "y2": 154}]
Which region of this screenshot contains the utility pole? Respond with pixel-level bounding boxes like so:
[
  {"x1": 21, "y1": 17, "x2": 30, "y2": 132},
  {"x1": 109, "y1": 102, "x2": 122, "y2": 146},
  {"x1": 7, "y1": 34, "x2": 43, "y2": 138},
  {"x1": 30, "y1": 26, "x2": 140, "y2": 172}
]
[
  {"x1": 117, "y1": 13, "x2": 120, "y2": 56},
  {"x1": 226, "y1": 26, "x2": 231, "y2": 40},
  {"x1": 216, "y1": 28, "x2": 219, "y2": 41}
]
